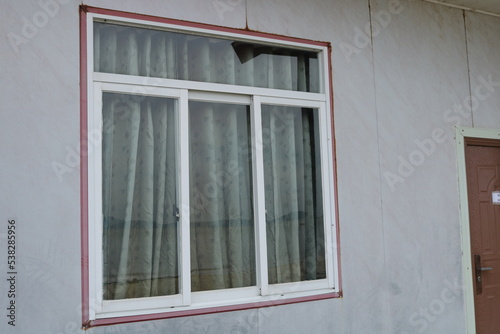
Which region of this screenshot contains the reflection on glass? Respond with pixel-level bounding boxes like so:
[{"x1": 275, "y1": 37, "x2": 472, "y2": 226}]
[
  {"x1": 189, "y1": 101, "x2": 255, "y2": 292},
  {"x1": 261, "y1": 105, "x2": 326, "y2": 284}
]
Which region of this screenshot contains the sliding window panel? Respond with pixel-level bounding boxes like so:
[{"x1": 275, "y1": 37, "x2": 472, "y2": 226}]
[
  {"x1": 261, "y1": 105, "x2": 326, "y2": 285},
  {"x1": 101, "y1": 92, "x2": 180, "y2": 301},
  {"x1": 188, "y1": 101, "x2": 256, "y2": 292}
]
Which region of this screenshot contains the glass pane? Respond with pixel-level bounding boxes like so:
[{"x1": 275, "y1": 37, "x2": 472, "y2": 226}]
[
  {"x1": 102, "y1": 92, "x2": 179, "y2": 300},
  {"x1": 189, "y1": 101, "x2": 255, "y2": 292},
  {"x1": 261, "y1": 105, "x2": 326, "y2": 284},
  {"x1": 94, "y1": 22, "x2": 320, "y2": 93}
]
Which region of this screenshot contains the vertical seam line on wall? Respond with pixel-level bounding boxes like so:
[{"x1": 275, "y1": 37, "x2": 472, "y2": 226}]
[
  {"x1": 367, "y1": 0, "x2": 390, "y2": 332},
  {"x1": 463, "y1": 10, "x2": 474, "y2": 127},
  {"x1": 420, "y1": 0, "x2": 500, "y2": 19}
]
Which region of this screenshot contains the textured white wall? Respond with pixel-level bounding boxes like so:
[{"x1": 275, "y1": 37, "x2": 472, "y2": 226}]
[
  {"x1": 1, "y1": 0, "x2": 500, "y2": 333},
  {"x1": 466, "y1": 11, "x2": 500, "y2": 128},
  {"x1": 372, "y1": 0, "x2": 469, "y2": 333},
  {"x1": 0, "y1": 1, "x2": 82, "y2": 334}
]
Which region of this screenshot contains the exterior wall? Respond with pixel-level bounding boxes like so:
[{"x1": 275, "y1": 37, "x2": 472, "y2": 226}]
[
  {"x1": 1, "y1": 0, "x2": 499, "y2": 333},
  {"x1": 374, "y1": 2, "x2": 469, "y2": 333}
]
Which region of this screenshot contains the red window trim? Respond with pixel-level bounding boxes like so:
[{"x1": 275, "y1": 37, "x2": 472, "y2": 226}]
[
  {"x1": 86, "y1": 293, "x2": 340, "y2": 328},
  {"x1": 80, "y1": 5, "x2": 341, "y2": 328},
  {"x1": 80, "y1": 5, "x2": 90, "y2": 327}
]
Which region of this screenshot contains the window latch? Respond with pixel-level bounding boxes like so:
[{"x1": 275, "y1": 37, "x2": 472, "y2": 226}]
[{"x1": 174, "y1": 206, "x2": 180, "y2": 221}]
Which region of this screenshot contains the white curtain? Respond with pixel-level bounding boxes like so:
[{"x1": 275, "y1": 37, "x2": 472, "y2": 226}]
[
  {"x1": 189, "y1": 101, "x2": 255, "y2": 291},
  {"x1": 95, "y1": 22, "x2": 324, "y2": 299},
  {"x1": 94, "y1": 22, "x2": 318, "y2": 91},
  {"x1": 262, "y1": 105, "x2": 326, "y2": 284},
  {"x1": 102, "y1": 93, "x2": 178, "y2": 300}
]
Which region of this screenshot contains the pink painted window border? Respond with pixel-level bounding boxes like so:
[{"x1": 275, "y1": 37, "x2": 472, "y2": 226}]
[{"x1": 80, "y1": 5, "x2": 341, "y2": 328}]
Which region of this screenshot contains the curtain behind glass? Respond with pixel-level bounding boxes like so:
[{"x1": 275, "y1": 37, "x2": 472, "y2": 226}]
[
  {"x1": 262, "y1": 105, "x2": 326, "y2": 284},
  {"x1": 94, "y1": 22, "x2": 320, "y2": 92},
  {"x1": 102, "y1": 93, "x2": 178, "y2": 300},
  {"x1": 189, "y1": 101, "x2": 255, "y2": 291},
  {"x1": 95, "y1": 20, "x2": 325, "y2": 298}
]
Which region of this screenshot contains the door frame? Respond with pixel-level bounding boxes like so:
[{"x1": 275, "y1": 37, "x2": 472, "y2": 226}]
[{"x1": 456, "y1": 126, "x2": 500, "y2": 334}]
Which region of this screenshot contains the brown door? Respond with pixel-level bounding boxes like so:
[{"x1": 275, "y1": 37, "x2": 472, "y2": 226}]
[{"x1": 465, "y1": 138, "x2": 500, "y2": 334}]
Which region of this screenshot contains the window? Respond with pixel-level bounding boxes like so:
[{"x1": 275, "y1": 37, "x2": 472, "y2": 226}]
[{"x1": 84, "y1": 8, "x2": 338, "y2": 323}]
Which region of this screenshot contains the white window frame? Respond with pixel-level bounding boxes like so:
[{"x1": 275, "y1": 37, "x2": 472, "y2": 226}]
[{"x1": 86, "y1": 11, "x2": 339, "y2": 321}]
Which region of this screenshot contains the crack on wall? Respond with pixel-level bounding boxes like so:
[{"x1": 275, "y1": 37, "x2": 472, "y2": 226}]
[
  {"x1": 463, "y1": 10, "x2": 474, "y2": 127},
  {"x1": 245, "y1": 0, "x2": 248, "y2": 30},
  {"x1": 367, "y1": 0, "x2": 391, "y2": 333}
]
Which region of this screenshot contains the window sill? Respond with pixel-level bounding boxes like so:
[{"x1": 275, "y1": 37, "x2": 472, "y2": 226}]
[{"x1": 86, "y1": 289, "x2": 341, "y2": 328}]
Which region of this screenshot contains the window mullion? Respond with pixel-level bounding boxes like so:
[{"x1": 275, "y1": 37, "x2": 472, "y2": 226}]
[
  {"x1": 251, "y1": 96, "x2": 269, "y2": 296},
  {"x1": 178, "y1": 89, "x2": 191, "y2": 305}
]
